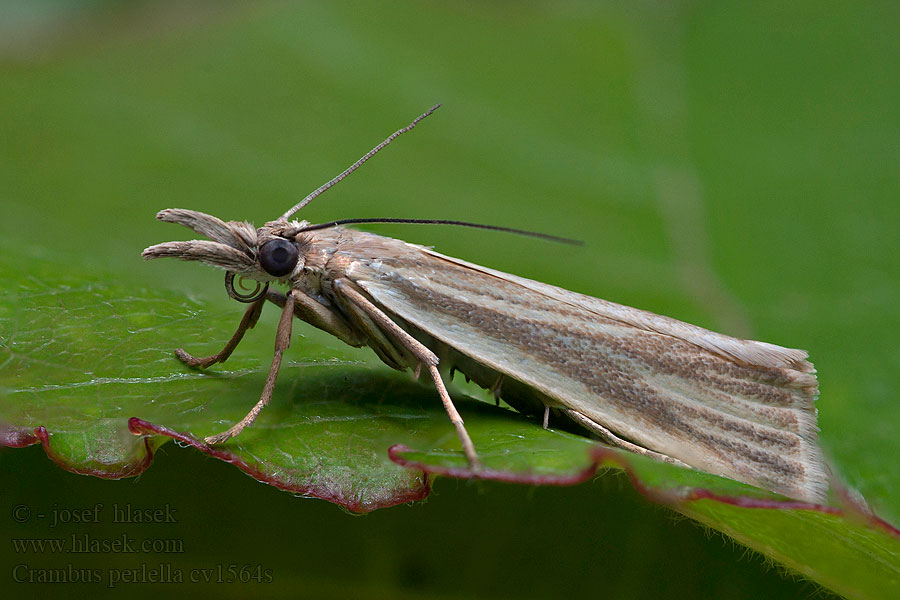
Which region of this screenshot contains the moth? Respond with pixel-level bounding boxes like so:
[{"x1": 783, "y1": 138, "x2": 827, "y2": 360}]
[{"x1": 143, "y1": 106, "x2": 828, "y2": 503}]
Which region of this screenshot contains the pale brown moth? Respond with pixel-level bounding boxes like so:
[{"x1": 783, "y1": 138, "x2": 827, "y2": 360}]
[{"x1": 143, "y1": 106, "x2": 828, "y2": 503}]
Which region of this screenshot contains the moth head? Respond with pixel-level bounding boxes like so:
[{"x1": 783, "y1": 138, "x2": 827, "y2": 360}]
[{"x1": 142, "y1": 208, "x2": 307, "y2": 282}]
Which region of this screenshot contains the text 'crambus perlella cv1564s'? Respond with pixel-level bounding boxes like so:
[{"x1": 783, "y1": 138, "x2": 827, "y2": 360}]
[{"x1": 143, "y1": 105, "x2": 828, "y2": 503}]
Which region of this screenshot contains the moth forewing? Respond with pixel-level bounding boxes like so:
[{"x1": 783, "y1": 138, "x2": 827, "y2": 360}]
[{"x1": 330, "y1": 229, "x2": 827, "y2": 503}]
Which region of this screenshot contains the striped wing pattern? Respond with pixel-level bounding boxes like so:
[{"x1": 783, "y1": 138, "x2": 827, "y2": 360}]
[{"x1": 345, "y1": 242, "x2": 826, "y2": 502}]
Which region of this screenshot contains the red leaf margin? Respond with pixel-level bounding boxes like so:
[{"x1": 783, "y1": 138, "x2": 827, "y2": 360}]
[
  {"x1": 4, "y1": 419, "x2": 900, "y2": 538},
  {"x1": 388, "y1": 444, "x2": 900, "y2": 540},
  {"x1": 1, "y1": 419, "x2": 430, "y2": 514}
]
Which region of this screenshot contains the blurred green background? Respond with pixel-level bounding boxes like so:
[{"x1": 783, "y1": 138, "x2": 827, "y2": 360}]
[{"x1": 1, "y1": 1, "x2": 897, "y2": 597}]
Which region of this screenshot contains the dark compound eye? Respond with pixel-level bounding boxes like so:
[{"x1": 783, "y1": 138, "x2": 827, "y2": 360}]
[{"x1": 258, "y1": 238, "x2": 299, "y2": 277}]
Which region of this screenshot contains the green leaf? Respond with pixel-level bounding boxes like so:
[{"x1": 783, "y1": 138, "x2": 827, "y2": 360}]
[
  {"x1": 395, "y1": 438, "x2": 900, "y2": 600},
  {"x1": 2, "y1": 2, "x2": 899, "y2": 598},
  {"x1": 0, "y1": 243, "x2": 602, "y2": 511},
  {"x1": 3, "y1": 242, "x2": 900, "y2": 598}
]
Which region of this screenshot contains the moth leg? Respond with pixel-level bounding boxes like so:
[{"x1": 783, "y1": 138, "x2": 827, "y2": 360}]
[
  {"x1": 334, "y1": 279, "x2": 480, "y2": 469},
  {"x1": 563, "y1": 409, "x2": 691, "y2": 468},
  {"x1": 205, "y1": 290, "x2": 296, "y2": 445},
  {"x1": 490, "y1": 375, "x2": 504, "y2": 407},
  {"x1": 175, "y1": 296, "x2": 265, "y2": 368},
  {"x1": 426, "y1": 363, "x2": 480, "y2": 469},
  {"x1": 265, "y1": 288, "x2": 361, "y2": 347},
  {"x1": 542, "y1": 406, "x2": 550, "y2": 429}
]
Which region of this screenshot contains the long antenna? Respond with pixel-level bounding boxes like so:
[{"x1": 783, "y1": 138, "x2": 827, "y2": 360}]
[
  {"x1": 279, "y1": 104, "x2": 441, "y2": 221},
  {"x1": 290, "y1": 218, "x2": 583, "y2": 246}
]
